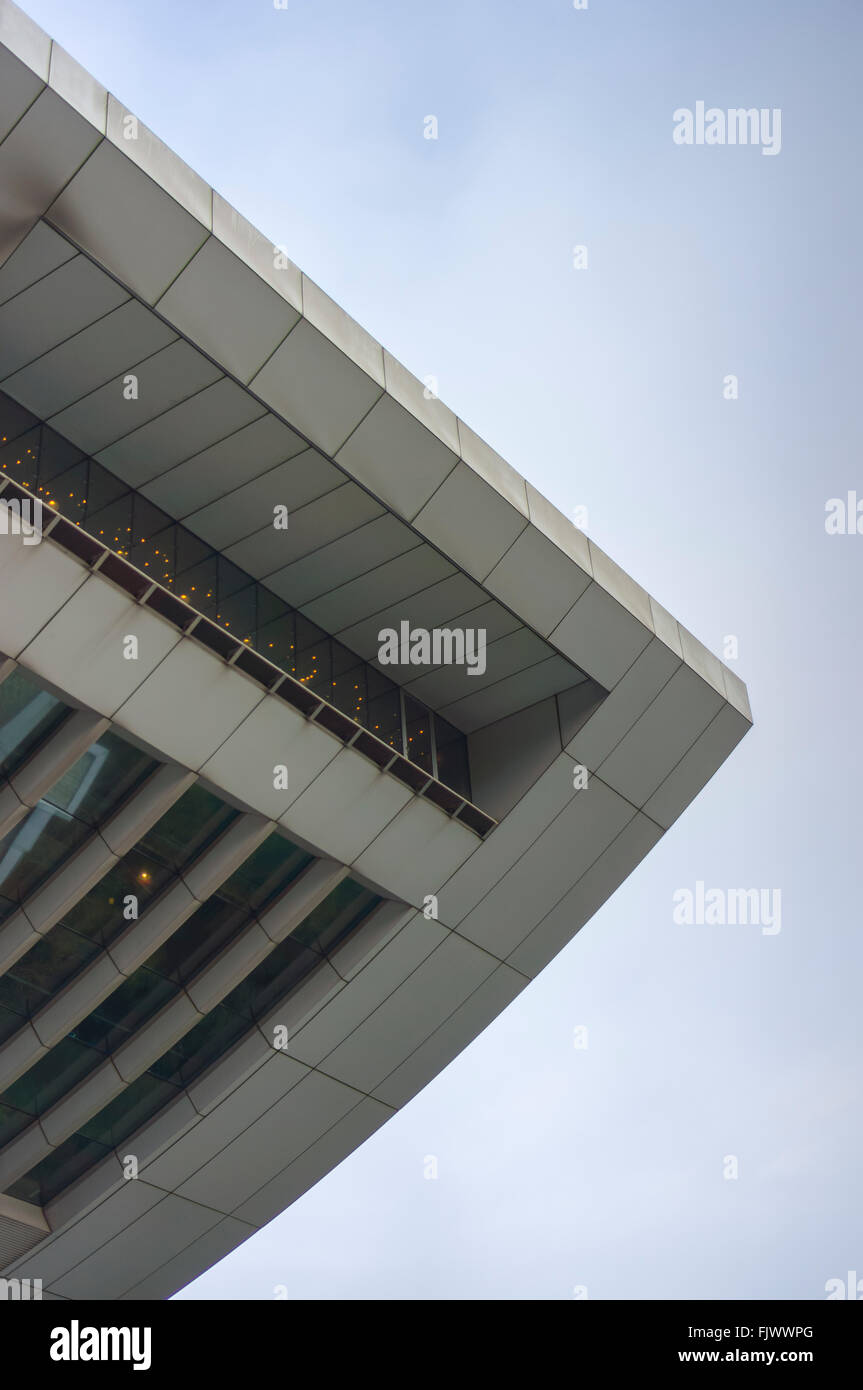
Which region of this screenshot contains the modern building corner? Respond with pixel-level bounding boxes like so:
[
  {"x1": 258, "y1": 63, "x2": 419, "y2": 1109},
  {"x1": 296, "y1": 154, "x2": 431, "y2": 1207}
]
[{"x1": 0, "y1": 0, "x2": 751, "y2": 1300}]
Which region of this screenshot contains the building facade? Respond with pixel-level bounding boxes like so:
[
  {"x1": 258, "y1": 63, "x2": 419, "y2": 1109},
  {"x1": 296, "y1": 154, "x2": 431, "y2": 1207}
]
[{"x1": 0, "y1": 0, "x2": 751, "y2": 1299}]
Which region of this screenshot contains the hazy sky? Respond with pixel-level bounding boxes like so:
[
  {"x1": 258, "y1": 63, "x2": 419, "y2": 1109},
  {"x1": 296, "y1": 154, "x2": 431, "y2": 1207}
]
[{"x1": 21, "y1": 0, "x2": 862, "y2": 1299}]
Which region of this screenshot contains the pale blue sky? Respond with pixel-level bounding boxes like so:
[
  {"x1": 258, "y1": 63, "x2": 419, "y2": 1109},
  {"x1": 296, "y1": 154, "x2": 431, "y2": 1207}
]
[{"x1": 21, "y1": 0, "x2": 862, "y2": 1298}]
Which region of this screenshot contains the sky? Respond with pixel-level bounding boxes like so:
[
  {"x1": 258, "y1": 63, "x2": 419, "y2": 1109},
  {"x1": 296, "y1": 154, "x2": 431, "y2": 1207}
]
[{"x1": 18, "y1": 0, "x2": 862, "y2": 1299}]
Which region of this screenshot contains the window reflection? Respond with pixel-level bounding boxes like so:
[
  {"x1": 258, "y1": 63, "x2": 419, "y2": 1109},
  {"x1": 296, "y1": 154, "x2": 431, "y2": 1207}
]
[
  {"x1": 0, "y1": 732, "x2": 156, "y2": 905},
  {"x1": 5, "y1": 877, "x2": 382, "y2": 1205},
  {"x1": 0, "y1": 668, "x2": 68, "y2": 778}
]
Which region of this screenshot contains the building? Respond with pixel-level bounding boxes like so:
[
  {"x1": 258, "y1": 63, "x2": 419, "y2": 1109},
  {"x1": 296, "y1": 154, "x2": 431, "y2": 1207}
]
[{"x1": 0, "y1": 0, "x2": 751, "y2": 1299}]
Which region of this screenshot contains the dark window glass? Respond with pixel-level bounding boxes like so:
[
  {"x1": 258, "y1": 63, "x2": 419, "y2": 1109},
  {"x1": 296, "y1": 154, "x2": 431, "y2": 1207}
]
[
  {"x1": 84, "y1": 492, "x2": 133, "y2": 554},
  {"x1": 0, "y1": 837, "x2": 309, "y2": 1116},
  {"x1": 159, "y1": 1002, "x2": 249, "y2": 1089},
  {"x1": 0, "y1": 1101, "x2": 33, "y2": 1151},
  {"x1": 3, "y1": 880, "x2": 382, "y2": 1203},
  {"x1": 73, "y1": 970, "x2": 178, "y2": 1055},
  {"x1": 44, "y1": 730, "x2": 155, "y2": 828},
  {"x1": 0, "y1": 1003, "x2": 27, "y2": 1046},
  {"x1": 290, "y1": 878, "x2": 379, "y2": 957},
  {"x1": 228, "y1": 880, "x2": 380, "y2": 1019},
  {"x1": 330, "y1": 644, "x2": 367, "y2": 722},
  {"x1": 50, "y1": 458, "x2": 89, "y2": 523},
  {"x1": 137, "y1": 527, "x2": 176, "y2": 587},
  {"x1": 0, "y1": 425, "x2": 40, "y2": 490},
  {"x1": 129, "y1": 497, "x2": 175, "y2": 581},
  {"x1": 65, "y1": 834, "x2": 311, "y2": 1003},
  {"x1": 0, "y1": 925, "x2": 101, "y2": 1021},
  {"x1": 367, "y1": 686, "x2": 403, "y2": 753},
  {"x1": 0, "y1": 668, "x2": 68, "y2": 778},
  {"x1": 256, "y1": 605, "x2": 294, "y2": 669},
  {"x1": 434, "y1": 714, "x2": 471, "y2": 800},
  {"x1": 0, "y1": 733, "x2": 157, "y2": 906},
  {"x1": 0, "y1": 802, "x2": 91, "y2": 904},
  {"x1": 137, "y1": 785, "x2": 236, "y2": 872},
  {"x1": 216, "y1": 554, "x2": 250, "y2": 602},
  {"x1": 36, "y1": 426, "x2": 84, "y2": 483},
  {"x1": 80, "y1": 458, "x2": 129, "y2": 520},
  {"x1": 0, "y1": 789, "x2": 239, "y2": 1039},
  {"x1": 294, "y1": 613, "x2": 331, "y2": 695},
  {"x1": 9, "y1": 1131, "x2": 111, "y2": 1207},
  {"x1": 173, "y1": 554, "x2": 218, "y2": 614},
  {"x1": 404, "y1": 694, "x2": 433, "y2": 774},
  {"x1": 172, "y1": 524, "x2": 211, "y2": 583},
  {"x1": 217, "y1": 833, "x2": 311, "y2": 914},
  {"x1": 79, "y1": 1071, "x2": 180, "y2": 1148},
  {"x1": 215, "y1": 584, "x2": 257, "y2": 644},
  {"x1": 62, "y1": 847, "x2": 175, "y2": 950},
  {"x1": 146, "y1": 895, "x2": 250, "y2": 987},
  {"x1": 256, "y1": 586, "x2": 290, "y2": 631},
  {"x1": 1, "y1": 1035, "x2": 102, "y2": 1120},
  {"x1": 0, "y1": 395, "x2": 36, "y2": 447},
  {"x1": 204, "y1": 939, "x2": 316, "y2": 1029}
]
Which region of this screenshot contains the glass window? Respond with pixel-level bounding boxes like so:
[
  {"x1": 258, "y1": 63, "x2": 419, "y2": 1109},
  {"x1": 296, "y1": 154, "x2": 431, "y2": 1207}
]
[
  {"x1": 128, "y1": 497, "x2": 176, "y2": 582},
  {"x1": 171, "y1": 523, "x2": 211, "y2": 585},
  {"x1": 1, "y1": 1035, "x2": 102, "y2": 1120},
  {"x1": 62, "y1": 846, "x2": 175, "y2": 951},
  {"x1": 330, "y1": 644, "x2": 367, "y2": 723},
  {"x1": 0, "y1": 801, "x2": 91, "y2": 904},
  {"x1": 51, "y1": 458, "x2": 89, "y2": 524},
  {"x1": 0, "y1": 1101, "x2": 33, "y2": 1152},
  {"x1": 0, "y1": 668, "x2": 68, "y2": 778},
  {"x1": 0, "y1": 732, "x2": 155, "y2": 906},
  {"x1": 0, "y1": 395, "x2": 36, "y2": 448},
  {"x1": 144, "y1": 838, "x2": 310, "y2": 987},
  {"x1": 146, "y1": 894, "x2": 251, "y2": 987},
  {"x1": 9, "y1": 1131, "x2": 111, "y2": 1207},
  {"x1": 79, "y1": 1071, "x2": 181, "y2": 1148},
  {"x1": 217, "y1": 832, "x2": 311, "y2": 914},
  {"x1": 227, "y1": 880, "x2": 380, "y2": 1021},
  {"x1": 0, "y1": 836, "x2": 308, "y2": 1116},
  {"x1": 173, "y1": 554, "x2": 219, "y2": 615},
  {"x1": 215, "y1": 583, "x2": 257, "y2": 644},
  {"x1": 36, "y1": 425, "x2": 84, "y2": 484},
  {"x1": 80, "y1": 458, "x2": 129, "y2": 521},
  {"x1": 404, "y1": 694, "x2": 433, "y2": 774},
  {"x1": 4, "y1": 879, "x2": 384, "y2": 1205},
  {"x1": 366, "y1": 680, "x2": 403, "y2": 753},
  {"x1": 294, "y1": 614, "x2": 331, "y2": 695},
  {"x1": 0, "y1": 424, "x2": 41, "y2": 491},
  {"x1": 256, "y1": 604, "x2": 295, "y2": 670},
  {"x1": 434, "y1": 714, "x2": 471, "y2": 800},
  {"x1": 136, "y1": 784, "x2": 236, "y2": 873},
  {"x1": 73, "y1": 969, "x2": 178, "y2": 1055},
  {"x1": 0, "y1": 389, "x2": 475, "y2": 802},
  {"x1": 291, "y1": 878, "x2": 379, "y2": 957},
  {"x1": 0, "y1": 1002, "x2": 27, "y2": 1046},
  {"x1": 0, "y1": 787, "x2": 238, "y2": 1034},
  {"x1": 45, "y1": 730, "x2": 155, "y2": 827},
  {"x1": 0, "y1": 925, "x2": 101, "y2": 1022},
  {"x1": 84, "y1": 492, "x2": 133, "y2": 555},
  {"x1": 216, "y1": 554, "x2": 250, "y2": 603},
  {"x1": 151, "y1": 1004, "x2": 250, "y2": 1088}
]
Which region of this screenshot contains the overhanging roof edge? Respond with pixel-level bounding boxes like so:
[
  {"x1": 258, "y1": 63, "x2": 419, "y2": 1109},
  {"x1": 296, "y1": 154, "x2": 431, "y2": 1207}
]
[{"x1": 0, "y1": 0, "x2": 751, "y2": 724}]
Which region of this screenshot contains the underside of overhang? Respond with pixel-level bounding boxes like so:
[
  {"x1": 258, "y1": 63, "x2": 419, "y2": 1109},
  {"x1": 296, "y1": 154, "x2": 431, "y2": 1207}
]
[
  {"x1": 0, "y1": 218, "x2": 600, "y2": 738},
  {"x1": 0, "y1": 14, "x2": 752, "y2": 730}
]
